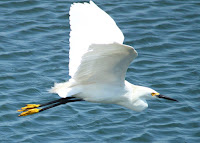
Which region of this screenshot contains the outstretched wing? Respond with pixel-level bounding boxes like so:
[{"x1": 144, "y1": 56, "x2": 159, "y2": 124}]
[
  {"x1": 72, "y1": 42, "x2": 137, "y2": 85},
  {"x1": 69, "y1": 1, "x2": 124, "y2": 77},
  {"x1": 51, "y1": 43, "x2": 137, "y2": 98}
]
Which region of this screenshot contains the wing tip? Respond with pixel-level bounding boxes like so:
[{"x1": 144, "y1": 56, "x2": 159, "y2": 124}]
[
  {"x1": 69, "y1": 0, "x2": 96, "y2": 25},
  {"x1": 113, "y1": 42, "x2": 138, "y2": 57},
  {"x1": 90, "y1": 0, "x2": 94, "y2": 4},
  {"x1": 70, "y1": 0, "x2": 95, "y2": 9}
]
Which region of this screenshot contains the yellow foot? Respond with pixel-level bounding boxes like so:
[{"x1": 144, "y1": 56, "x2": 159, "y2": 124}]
[
  {"x1": 17, "y1": 104, "x2": 40, "y2": 112},
  {"x1": 18, "y1": 108, "x2": 41, "y2": 117}
]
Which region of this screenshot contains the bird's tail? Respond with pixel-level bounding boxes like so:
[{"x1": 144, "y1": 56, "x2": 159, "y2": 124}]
[{"x1": 49, "y1": 81, "x2": 81, "y2": 98}]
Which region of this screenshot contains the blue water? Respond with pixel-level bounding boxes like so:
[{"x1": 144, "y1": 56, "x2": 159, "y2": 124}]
[{"x1": 0, "y1": 0, "x2": 200, "y2": 142}]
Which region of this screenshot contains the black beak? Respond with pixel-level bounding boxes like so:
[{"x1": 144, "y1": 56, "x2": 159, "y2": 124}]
[{"x1": 156, "y1": 94, "x2": 178, "y2": 102}]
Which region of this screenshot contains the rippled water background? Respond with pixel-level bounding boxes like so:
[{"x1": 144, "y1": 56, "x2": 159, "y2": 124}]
[{"x1": 0, "y1": 0, "x2": 200, "y2": 142}]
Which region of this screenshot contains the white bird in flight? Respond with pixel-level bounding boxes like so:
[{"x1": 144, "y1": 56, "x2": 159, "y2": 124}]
[{"x1": 18, "y1": 1, "x2": 177, "y2": 117}]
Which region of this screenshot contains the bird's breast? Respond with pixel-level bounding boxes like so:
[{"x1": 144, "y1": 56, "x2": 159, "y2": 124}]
[{"x1": 74, "y1": 83, "x2": 126, "y2": 104}]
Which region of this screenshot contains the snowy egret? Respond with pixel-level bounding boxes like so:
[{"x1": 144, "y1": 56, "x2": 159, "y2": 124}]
[{"x1": 18, "y1": 1, "x2": 177, "y2": 117}]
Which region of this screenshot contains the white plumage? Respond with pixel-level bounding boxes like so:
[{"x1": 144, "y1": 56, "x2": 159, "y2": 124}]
[
  {"x1": 49, "y1": 1, "x2": 177, "y2": 112},
  {"x1": 17, "y1": 1, "x2": 177, "y2": 117},
  {"x1": 69, "y1": 1, "x2": 124, "y2": 77}
]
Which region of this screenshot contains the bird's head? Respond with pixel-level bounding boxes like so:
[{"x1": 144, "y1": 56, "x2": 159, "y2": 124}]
[{"x1": 137, "y1": 86, "x2": 178, "y2": 102}]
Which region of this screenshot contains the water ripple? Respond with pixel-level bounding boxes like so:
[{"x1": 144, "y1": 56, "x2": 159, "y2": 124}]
[{"x1": 1, "y1": 0, "x2": 200, "y2": 142}]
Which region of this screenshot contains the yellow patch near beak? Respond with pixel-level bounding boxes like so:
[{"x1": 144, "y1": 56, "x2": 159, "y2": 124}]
[{"x1": 151, "y1": 92, "x2": 160, "y2": 96}]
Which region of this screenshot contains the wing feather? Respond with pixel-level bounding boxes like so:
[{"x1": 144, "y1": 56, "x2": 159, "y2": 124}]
[
  {"x1": 72, "y1": 43, "x2": 137, "y2": 85},
  {"x1": 69, "y1": 1, "x2": 124, "y2": 77}
]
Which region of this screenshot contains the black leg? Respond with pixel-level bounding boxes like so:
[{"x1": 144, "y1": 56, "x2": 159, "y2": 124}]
[
  {"x1": 40, "y1": 98, "x2": 84, "y2": 112},
  {"x1": 40, "y1": 97, "x2": 76, "y2": 107},
  {"x1": 18, "y1": 97, "x2": 84, "y2": 116}
]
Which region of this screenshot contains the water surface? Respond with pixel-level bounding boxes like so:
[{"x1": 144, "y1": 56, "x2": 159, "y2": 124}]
[{"x1": 0, "y1": 0, "x2": 200, "y2": 142}]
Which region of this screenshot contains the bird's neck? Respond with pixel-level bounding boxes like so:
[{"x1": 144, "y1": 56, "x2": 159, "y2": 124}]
[{"x1": 117, "y1": 81, "x2": 148, "y2": 112}]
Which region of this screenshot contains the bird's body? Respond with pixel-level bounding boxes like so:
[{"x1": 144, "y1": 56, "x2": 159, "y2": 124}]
[
  {"x1": 18, "y1": 1, "x2": 177, "y2": 117},
  {"x1": 50, "y1": 79, "x2": 151, "y2": 112},
  {"x1": 49, "y1": 1, "x2": 158, "y2": 112}
]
